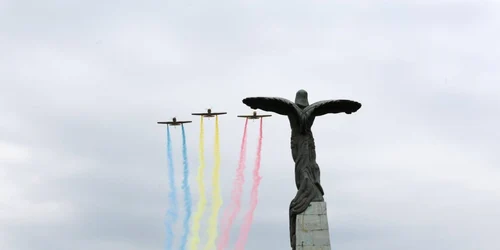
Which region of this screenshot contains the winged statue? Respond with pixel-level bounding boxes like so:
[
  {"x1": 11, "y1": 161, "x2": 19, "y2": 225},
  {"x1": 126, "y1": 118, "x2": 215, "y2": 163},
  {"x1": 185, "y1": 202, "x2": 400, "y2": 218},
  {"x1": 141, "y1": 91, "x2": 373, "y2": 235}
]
[{"x1": 242, "y1": 89, "x2": 362, "y2": 249}]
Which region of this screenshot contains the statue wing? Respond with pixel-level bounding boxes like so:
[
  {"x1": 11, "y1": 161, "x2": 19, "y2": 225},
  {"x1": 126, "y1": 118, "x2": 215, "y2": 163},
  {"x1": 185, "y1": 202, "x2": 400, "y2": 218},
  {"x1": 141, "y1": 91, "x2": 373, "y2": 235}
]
[
  {"x1": 242, "y1": 97, "x2": 300, "y2": 116},
  {"x1": 304, "y1": 99, "x2": 362, "y2": 117}
]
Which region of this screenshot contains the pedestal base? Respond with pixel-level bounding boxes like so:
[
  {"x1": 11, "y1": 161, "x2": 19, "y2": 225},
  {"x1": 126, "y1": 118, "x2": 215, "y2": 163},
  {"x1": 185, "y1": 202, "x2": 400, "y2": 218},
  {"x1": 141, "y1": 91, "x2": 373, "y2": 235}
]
[{"x1": 295, "y1": 202, "x2": 331, "y2": 250}]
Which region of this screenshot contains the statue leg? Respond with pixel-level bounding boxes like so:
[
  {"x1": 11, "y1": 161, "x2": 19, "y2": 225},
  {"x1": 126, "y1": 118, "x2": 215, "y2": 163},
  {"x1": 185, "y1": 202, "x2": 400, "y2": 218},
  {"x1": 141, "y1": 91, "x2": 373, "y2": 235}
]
[
  {"x1": 289, "y1": 204, "x2": 296, "y2": 250},
  {"x1": 289, "y1": 176, "x2": 316, "y2": 249},
  {"x1": 311, "y1": 163, "x2": 324, "y2": 200}
]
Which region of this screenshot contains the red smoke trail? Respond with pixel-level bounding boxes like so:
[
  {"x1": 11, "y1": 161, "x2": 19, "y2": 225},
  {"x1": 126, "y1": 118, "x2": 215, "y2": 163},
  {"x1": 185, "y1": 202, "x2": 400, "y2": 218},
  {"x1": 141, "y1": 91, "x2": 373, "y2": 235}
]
[
  {"x1": 234, "y1": 118, "x2": 263, "y2": 250},
  {"x1": 217, "y1": 118, "x2": 249, "y2": 250}
]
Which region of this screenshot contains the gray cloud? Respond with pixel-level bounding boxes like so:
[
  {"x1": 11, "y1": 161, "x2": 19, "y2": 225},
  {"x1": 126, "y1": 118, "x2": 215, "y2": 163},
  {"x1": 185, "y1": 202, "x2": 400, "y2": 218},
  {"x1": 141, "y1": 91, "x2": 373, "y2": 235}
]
[{"x1": 1, "y1": 0, "x2": 499, "y2": 249}]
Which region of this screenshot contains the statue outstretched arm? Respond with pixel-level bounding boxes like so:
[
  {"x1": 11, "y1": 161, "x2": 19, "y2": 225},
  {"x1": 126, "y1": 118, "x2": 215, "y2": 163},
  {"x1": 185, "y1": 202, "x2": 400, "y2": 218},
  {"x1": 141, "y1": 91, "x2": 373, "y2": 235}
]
[
  {"x1": 304, "y1": 99, "x2": 362, "y2": 117},
  {"x1": 242, "y1": 97, "x2": 300, "y2": 116}
]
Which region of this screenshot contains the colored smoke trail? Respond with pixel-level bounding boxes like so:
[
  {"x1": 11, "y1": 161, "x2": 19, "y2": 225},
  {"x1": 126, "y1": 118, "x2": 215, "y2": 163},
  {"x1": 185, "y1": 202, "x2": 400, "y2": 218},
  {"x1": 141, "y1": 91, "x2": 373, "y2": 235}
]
[
  {"x1": 180, "y1": 125, "x2": 192, "y2": 250},
  {"x1": 234, "y1": 118, "x2": 264, "y2": 250},
  {"x1": 205, "y1": 116, "x2": 223, "y2": 250},
  {"x1": 165, "y1": 126, "x2": 179, "y2": 250},
  {"x1": 217, "y1": 118, "x2": 249, "y2": 250},
  {"x1": 189, "y1": 117, "x2": 206, "y2": 250}
]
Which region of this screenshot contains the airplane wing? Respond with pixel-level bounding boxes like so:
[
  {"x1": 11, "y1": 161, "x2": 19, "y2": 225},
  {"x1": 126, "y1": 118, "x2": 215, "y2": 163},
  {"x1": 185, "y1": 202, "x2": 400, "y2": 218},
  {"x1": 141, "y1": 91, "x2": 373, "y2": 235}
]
[
  {"x1": 238, "y1": 115, "x2": 272, "y2": 117},
  {"x1": 237, "y1": 114, "x2": 272, "y2": 118},
  {"x1": 191, "y1": 112, "x2": 206, "y2": 115},
  {"x1": 157, "y1": 121, "x2": 191, "y2": 125},
  {"x1": 211, "y1": 112, "x2": 227, "y2": 115}
]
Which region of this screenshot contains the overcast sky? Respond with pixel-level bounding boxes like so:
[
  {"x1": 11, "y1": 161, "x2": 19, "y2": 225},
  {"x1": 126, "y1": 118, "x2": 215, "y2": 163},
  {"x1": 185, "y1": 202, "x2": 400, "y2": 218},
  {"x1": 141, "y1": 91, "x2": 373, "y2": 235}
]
[{"x1": 1, "y1": 1, "x2": 499, "y2": 250}]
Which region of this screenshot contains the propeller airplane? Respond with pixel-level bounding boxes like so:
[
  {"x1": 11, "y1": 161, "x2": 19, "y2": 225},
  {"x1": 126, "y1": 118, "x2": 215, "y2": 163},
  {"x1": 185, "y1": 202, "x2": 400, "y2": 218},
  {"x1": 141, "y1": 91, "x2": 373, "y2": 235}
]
[
  {"x1": 157, "y1": 117, "x2": 192, "y2": 126},
  {"x1": 237, "y1": 110, "x2": 272, "y2": 119},
  {"x1": 192, "y1": 108, "x2": 227, "y2": 118}
]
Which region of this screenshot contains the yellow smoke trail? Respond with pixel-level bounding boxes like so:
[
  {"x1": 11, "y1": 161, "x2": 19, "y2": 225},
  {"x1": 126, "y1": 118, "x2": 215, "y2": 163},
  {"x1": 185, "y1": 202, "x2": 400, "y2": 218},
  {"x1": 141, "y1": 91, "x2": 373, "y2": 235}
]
[
  {"x1": 189, "y1": 116, "x2": 206, "y2": 250},
  {"x1": 204, "y1": 116, "x2": 223, "y2": 250}
]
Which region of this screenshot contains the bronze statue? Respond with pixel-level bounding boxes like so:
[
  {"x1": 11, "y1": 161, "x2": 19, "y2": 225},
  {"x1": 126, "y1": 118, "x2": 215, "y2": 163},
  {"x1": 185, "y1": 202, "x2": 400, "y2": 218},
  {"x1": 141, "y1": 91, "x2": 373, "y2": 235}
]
[{"x1": 242, "y1": 89, "x2": 362, "y2": 249}]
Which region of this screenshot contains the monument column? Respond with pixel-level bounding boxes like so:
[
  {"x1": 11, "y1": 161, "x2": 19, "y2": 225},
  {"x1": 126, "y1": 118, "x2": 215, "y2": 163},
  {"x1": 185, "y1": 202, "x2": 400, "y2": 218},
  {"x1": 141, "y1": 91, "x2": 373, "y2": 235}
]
[{"x1": 294, "y1": 202, "x2": 331, "y2": 250}]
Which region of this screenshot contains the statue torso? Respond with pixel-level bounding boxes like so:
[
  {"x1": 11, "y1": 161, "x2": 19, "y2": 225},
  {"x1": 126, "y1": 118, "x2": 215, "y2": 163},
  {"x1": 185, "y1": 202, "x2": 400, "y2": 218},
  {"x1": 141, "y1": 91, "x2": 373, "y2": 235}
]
[{"x1": 288, "y1": 109, "x2": 317, "y2": 162}]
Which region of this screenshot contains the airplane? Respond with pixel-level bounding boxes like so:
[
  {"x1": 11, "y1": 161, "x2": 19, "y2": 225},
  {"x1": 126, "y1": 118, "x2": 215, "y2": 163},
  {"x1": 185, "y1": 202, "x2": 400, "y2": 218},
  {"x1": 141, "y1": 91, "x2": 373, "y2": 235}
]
[
  {"x1": 157, "y1": 117, "x2": 192, "y2": 126},
  {"x1": 191, "y1": 108, "x2": 227, "y2": 117},
  {"x1": 237, "y1": 110, "x2": 272, "y2": 119}
]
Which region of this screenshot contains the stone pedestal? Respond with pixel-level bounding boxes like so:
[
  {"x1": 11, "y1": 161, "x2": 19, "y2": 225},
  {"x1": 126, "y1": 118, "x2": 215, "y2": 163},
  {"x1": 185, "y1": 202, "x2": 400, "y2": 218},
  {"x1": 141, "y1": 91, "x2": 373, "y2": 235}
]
[{"x1": 295, "y1": 202, "x2": 331, "y2": 250}]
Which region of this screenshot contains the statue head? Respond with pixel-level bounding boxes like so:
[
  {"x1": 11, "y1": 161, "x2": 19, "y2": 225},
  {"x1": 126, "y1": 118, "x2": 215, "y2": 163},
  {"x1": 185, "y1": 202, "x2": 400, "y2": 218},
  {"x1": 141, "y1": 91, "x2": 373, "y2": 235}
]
[{"x1": 295, "y1": 89, "x2": 309, "y2": 108}]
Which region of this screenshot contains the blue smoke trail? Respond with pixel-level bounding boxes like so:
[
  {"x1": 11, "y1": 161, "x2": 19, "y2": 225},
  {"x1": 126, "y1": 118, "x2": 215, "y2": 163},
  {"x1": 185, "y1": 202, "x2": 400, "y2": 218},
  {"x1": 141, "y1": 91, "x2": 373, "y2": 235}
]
[
  {"x1": 180, "y1": 125, "x2": 192, "y2": 250},
  {"x1": 165, "y1": 126, "x2": 178, "y2": 250}
]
